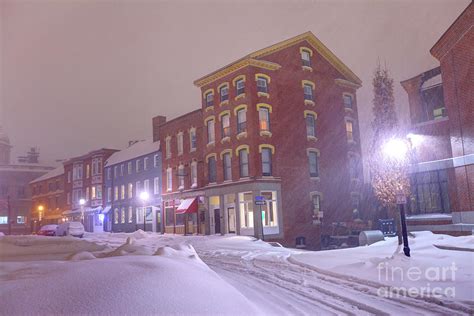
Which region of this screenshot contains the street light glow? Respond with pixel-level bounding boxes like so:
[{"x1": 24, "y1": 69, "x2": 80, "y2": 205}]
[
  {"x1": 382, "y1": 138, "x2": 409, "y2": 161},
  {"x1": 407, "y1": 133, "x2": 424, "y2": 147},
  {"x1": 37, "y1": 205, "x2": 44, "y2": 211},
  {"x1": 139, "y1": 191, "x2": 149, "y2": 201},
  {"x1": 79, "y1": 198, "x2": 86, "y2": 206}
]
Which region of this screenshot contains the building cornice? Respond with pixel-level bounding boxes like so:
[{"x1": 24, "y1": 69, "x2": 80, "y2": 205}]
[
  {"x1": 334, "y1": 78, "x2": 362, "y2": 90},
  {"x1": 194, "y1": 58, "x2": 281, "y2": 88}
]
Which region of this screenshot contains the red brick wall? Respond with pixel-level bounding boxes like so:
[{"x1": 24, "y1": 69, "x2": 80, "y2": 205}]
[{"x1": 431, "y1": 3, "x2": 474, "y2": 212}]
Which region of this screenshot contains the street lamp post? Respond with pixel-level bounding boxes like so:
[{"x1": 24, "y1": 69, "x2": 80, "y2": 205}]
[
  {"x1": 382, "y1": 137, "x2": 412, "y2": 257},
  {"x1": 140, "y1": 192, "x2": 149, "y2": 232}
]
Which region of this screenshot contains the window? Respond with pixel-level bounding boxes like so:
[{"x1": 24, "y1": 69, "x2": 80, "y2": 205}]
[
  {"x1": 86, "y1": 164, "x2": 90, "y2": 178},
  {"x1": 67, "y1": 193, "x2": 71, "y2": 204},
  {"x1": 304, "y1": 84, "x2": 314, "y2": 101},
  {"x1": 166, "y1": 137, "x2": 171, "y2": 159},
  {"x1": 261, "y1": 191, "x2": 278, "y2": 227},
  {"x1": 308, "y1": 151, "x2": 319, "y2": 177},
  {"x1": 154, "y1": 155, "x2": 159, "y2": 168},
  {"x1": 191, "y1": 162, "x2": 197, "y2": 188},
  {"x1": 220, "y1": 85, "x2": 229, "y2": 102},
  {"x1": 237, "y1": 109, "x2": 247, "y2": 134},
  {"x1": 114, "y1": 186, "x2": 119, "y2": 201},
  {"x1": 144, "y1": 157, "x2": 149, "y2": 170},
  {"x1": 223, "y1": 152, "x2": 232, "y2": 181},
  {"x1": 208, "y1": 156, "x2": 217, "y2": 183},
  {"x1": 16, "y1": 216, "x2": 26, "y2": 224},
  {"x1": 114, "y1": 208, "x2": 119, "y2": 224},
  {"x1": 107, "y1": 168, "x2": 112, "y2": 180},
  {"x1": 136, "y1": 159, "x2": 142, "y2": 172},
  {"x1": 236, "y1": 79, "x2": 245, "y2": 95},
  {"x1": 121, "y1": 207, "x2": 125, "y2": 224},
  {"x1": 67, "y1": 171, "x2": 72, "y2": 183},
  {"x1": 257, "y1": 76, "x2": 268, "y2": 93},
  {"x1": 154, "y1": 177, "x2": 160, "y2": 194},
  {"x1": 120, "y1": 164, "x2": 124, "y2": 176},
  {"x1": 0, "y1": 216, "x2": 7, "y2": 224},
  {"x1": 128, "y1": 206, "x2": 133, "y2": 223},
  {"x1": 312, "y1": 194, "x2": 321, "y2": 214},
  {"x1": 306, "y1": 114, "x2": 316, "y2": 137},
  {"x1": 178, "y1": 165, "x2": 185, "y2": 189},
  {"x1": 88, "y1": 186, "x2": 93, "y2": 199},
  {"x1": 261, "y1": 148, "x2": 272, "y2": 176},
  {"x1": 144, "y1": 179, "x2": 150, "y2": 193},
  {"x1": 301, "y1": 50, "x2": 311, "y2": 67},
  {"x1": 107, "y1": 187, "x2": 112, "y2": 202},
  {"x1": 190, "y1": 128, "x2": 197, "y2": 151},
  {"x1": 259, "y1": 108, "x2": 270, "y2": 132},
  {"x1": 239, "y1": 192, "x2": 254, "y2": 228},
  {"x1": 343, "y1": 94, "x2": 353, "y2": 109},
  {"x1": 221, "y1": 114, "x2": 231, "y2": 138},
  {"x1": 349, "y1": 155, "x2": 360, "y2": 180},
  {"x1": 73, "y1": 164, "x2": 83, "y2": 180},
  {"x1": 136, "y1": 207, "x2": 144, "y2": 224},
  {"x1": 136, "y1": 181, "x2": 141, "y2": 196},
  {"x1": 177, "y1": 133, "x2": 184, "y2": 155},
  {"x1": 239, "y1": 149, "x2": 249, "y2": 178},
  {"x1": 346, "y1": 120, "x2": 354, "y2": 141},
  {"x1": 128, "y1": 162, "x2": 132, "y2": 174},
  {"x1": 114, "y1": 166, "x2": 118, "y2": 178},
  {"x1": 121, "y1": 185, "x2": 125, "y2": 200},
  {"x1": 128, "y1": 183, "x2": 133, "y2": 199},
  {"x1": 205, "y1": 91, "x2": 214, "y2": 107},
  {"x1": 411, "y1": 170, "x2": 450, "y2": 214},
  {"x1": 166, "y1": 168, "x2": 172, "y2": 191},
  {"x1": 207, "y1": 119, "x2": 215, "y2": 144}
]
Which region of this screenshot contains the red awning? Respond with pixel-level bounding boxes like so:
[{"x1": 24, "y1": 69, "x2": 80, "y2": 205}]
[{"x1": 176, "y1": 198, "x2": 198, "y2": 214}]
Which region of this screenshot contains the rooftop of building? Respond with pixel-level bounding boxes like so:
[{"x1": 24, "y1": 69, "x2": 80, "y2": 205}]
[
  {"x1": 193, "y1": 31, "x2": 362, "y2": 88},
  {"x1": 29, "y1": 165, "x2": 65, "y2": 184},
  {"x1": 63, "y1": 148, "x2": 119, "y2": 165},
  {"x1": 105, "y1": 139, "x2": 160, "y2": 167}
]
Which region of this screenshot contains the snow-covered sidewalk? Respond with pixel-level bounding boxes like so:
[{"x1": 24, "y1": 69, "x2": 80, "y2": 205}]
[{"x1": 0, "y1": 231, "x2": 473, "y2": 315}]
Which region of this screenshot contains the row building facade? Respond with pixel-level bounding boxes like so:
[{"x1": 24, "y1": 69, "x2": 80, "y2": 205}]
[{"x1": 154, "y1": 32, "x2": 364, "y2": 249}]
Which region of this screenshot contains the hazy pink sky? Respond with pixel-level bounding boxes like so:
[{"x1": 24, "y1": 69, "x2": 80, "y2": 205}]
[{"x1": 0, "y1": 0, "x2": 470, "y2": 165}]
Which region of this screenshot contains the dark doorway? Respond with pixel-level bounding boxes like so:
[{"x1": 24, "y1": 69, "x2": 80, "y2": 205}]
[{"x1": 214, "y1": 209, "x2": 221, "y2": 234}]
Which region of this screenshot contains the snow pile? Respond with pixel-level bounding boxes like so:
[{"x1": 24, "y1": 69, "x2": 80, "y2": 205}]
[
  {"x1": 291, "y1": 231, "x2": 474, "y2": 302},
  {"x1": 0, "y1": 234, "x2": 261, "y2": 315}
]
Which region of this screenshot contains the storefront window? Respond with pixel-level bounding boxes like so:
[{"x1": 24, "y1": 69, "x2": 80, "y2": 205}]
[
  {"x1": 165, "y1": 207, "x2": 174, "y2": 226},
  {"x1": 261, "y1": 191, "x2": 278, "y2": 227},
  {"x1": 239, "y1": 192, "x2": 254, "y2": 228}
]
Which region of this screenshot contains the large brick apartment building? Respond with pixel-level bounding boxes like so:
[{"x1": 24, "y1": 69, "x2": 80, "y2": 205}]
[
  {"x1": 154, "y1": 32, "x2": 363, "y2": 249},
  {"x1": 401, "y1": 3, "x2": 473, "y2": 235}
]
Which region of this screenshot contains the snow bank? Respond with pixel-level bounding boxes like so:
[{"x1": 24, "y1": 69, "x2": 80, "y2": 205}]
[
  {"x1": 291, "y1": 231, "x2": 474, "y2": 301},
  {"x1": 0, "y1": 234, "x2": 262, "y2": 315}
]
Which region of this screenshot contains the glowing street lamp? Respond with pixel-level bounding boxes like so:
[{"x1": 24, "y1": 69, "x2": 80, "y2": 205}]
[
  {"x1": 139, "y1": 192, "x2": 149, "y2": 231},
  {"x1": 381, "y1": 137, "x2": 412, "y2": 257},
  {"x1": 37, "y1": 205, "x2": 44, "y2": 221}
]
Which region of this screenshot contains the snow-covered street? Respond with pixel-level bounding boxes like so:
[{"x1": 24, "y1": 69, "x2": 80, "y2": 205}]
[{"x1": 1, "y1": 232, "x2": 473, "y2": 315}]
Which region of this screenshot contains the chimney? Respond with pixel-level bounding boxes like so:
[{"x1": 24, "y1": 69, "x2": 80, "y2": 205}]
[{"x1": 152, "y1": 115, "x2": 167, "y2": 142}]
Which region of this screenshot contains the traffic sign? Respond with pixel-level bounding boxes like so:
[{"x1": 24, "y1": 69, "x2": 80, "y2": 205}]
[
  {"x1": 255, "y1": 195, "x2": 266, "y2": 206},
  {"x1": 396, "y1": 193, "x2": 407, "y2": 205}
]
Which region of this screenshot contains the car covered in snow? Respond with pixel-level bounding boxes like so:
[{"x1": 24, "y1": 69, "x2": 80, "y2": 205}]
[
  {"x1": 56, "y1": 222, "x2": 85, "y2": 238},
  {"x1": 37, "y1": 224, "x2": 58, "y2": 236}
]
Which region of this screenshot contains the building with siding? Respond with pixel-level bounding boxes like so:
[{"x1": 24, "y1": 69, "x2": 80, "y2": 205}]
[
  {"x1": 401, "y1": 3, "x2": 473, "y2": 235},
  {"x1": 103, "y1": 139, "x2": 162, "y2": 233},
  {"x1": 154, "y1": 31, "x2": 363, "y2": 249}
]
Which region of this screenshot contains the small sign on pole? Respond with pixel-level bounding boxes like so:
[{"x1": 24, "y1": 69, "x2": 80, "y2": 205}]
[
  {"x1": 255, "y1": 195, "x2": 266, "y2": 206},
  {"x1": 396, "y1": 193, "x2": 407, "y2": 205}
]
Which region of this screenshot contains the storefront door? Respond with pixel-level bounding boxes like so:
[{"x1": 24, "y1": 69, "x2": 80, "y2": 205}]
[
  {"x1": 228, "y1": 207, "x2": 236, "y2": 233},
  {"x1": 214, "y1": 209, "x2": 221, "y2": 234}
]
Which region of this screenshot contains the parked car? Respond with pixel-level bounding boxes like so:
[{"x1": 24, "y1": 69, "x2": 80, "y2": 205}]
[
  {"x1": 37, "y1": 225, "x2": 58, "y2": 236},
  {"x1": 56, "y1": 222, "x2": 85, "y2": 238}
]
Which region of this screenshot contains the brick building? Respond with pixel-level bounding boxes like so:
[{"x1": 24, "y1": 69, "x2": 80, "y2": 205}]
[
  {"x1": 154, "y1": 32, "x2": 363, "y2": 249},
  {"x1": 30, "y1": 165, "x2": 65, "y2": 232},
  {"x1": 63, "y1": 148, "x2": 118, "y2": 232},
  {"x1": 401, "y1": 3, "x2": 473, "y2": 235},
  {"x1": 103, "y1": 139, "x2": 162, "y2": 233}
]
